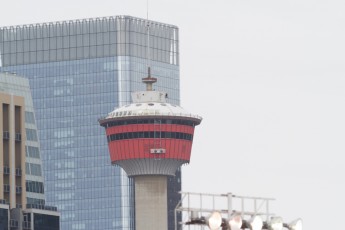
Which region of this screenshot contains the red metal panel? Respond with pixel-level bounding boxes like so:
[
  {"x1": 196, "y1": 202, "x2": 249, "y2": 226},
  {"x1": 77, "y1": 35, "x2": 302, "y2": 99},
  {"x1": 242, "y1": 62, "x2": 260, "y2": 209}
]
[
  {"x1": 107, "y1": 139, "x2": 193, "y2": 161},
  {"x1": 170, "y1": 137, "x2": 175, "y2": 157},
  {"x1": 172, "y1": 140, "x2": 178, "y2": 159},
  {"x1": 177, "y1": 139, "x2": 182, "y2": 159},
  {"x1": 120, "y1": 141, "x2": 126, "y2": 159},
  {"x1": 132, "y1": 139, "x2": 138, "y2": 158},
  {"x1": 125, "y1": 142, "x2": 131, "y2": 160},
  {"x1": 114, "y1": 142, "x2": 119, "y2": 160},
  {"x1": 138, "y1": 139, "x2": 144, "y2": 158},
  {"x1": 105, "y1": 126, "x2": 114, "y2": 135},
  {"x1": 162, "y1": 139, "x2": 167, "y2": 159},
  {"x1": 126, "y1": 140, "x2": 131, "y2": 159},
  {"x1": 119, "y1": 141, "x2": 124, "y2": 160},
  {"x1": 109, "y1": 142, "x2": 116, "y2": 161},
  {"x1": 187, "y1": 141, "x2": 192, "y2": 159},
  {"x1": 123, "y1": 141, "x2": 128, "y2": 160},
  {"x1": 147, "y1": 124, "x2": 154, "y2": 132}
]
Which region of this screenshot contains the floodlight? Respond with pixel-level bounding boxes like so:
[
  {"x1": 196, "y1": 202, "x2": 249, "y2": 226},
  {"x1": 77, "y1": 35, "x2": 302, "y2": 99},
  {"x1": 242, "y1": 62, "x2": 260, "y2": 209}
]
[
  {"x1": 229, "y1": 214, "x2": 242, "y2": 230},
  {"x1": 249, "y1": 215, "x2": 263, "y2": 230},
  {"x1": 206, "y1": 211, "x2": 223, "y2": 230},
  {"x1": 284, "y1": 219, "x2": 302, "y2": 230},
  {"x1": 268, "y1": 217, "x2": 283, "y2": 230},
  {"x1": 191, "y1": 211, "x2": 199, "y2": 221}
]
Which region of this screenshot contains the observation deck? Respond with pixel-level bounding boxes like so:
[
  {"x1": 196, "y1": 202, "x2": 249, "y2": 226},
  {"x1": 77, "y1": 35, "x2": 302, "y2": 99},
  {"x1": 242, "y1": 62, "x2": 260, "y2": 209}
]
[{"x1": 99, "y1": 71, "x2": 202, "y2": 176}]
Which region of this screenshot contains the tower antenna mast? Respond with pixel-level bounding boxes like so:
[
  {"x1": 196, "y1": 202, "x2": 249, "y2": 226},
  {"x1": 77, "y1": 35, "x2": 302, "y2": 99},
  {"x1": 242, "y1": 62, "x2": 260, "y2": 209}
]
[
  {"x1": 143, "y1": 0, "x2": 157, "y2": 91},
  {"x1": 146, "y1": 0, "x2": 151, "y2": 71},
  {"x1": 146, "y1": 0, "x2": 149, "y2": 22}
]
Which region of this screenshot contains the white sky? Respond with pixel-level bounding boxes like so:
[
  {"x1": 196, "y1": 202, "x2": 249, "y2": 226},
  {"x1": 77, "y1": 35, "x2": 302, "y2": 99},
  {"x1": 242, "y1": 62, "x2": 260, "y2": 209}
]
[{"x1": 1, "y1": 0, "x2": 344, "y2": 229}]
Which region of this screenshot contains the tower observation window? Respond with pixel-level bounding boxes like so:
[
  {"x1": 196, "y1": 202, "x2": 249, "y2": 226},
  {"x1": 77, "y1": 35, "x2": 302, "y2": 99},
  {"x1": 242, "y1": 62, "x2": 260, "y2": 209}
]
[
  {"x1": 107, "y1": 131, "x2": 193, "y2": 142},
  {"x1": 105, "y1": 119, "x2": 195, "y2": 128}
]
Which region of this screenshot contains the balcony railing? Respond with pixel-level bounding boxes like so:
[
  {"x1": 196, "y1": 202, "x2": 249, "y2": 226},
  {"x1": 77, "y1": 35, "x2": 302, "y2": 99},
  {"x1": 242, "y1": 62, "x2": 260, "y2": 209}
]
[
  {"x1": 3, "y1": 166, "x2": 10, "y2": 175},
  {"x1": 16, "y1": 186, "x2": 22, "y2": 194},
  {"x1": 2, "y1": 131, "x2": 22, "y2": 141},
  {"x1": 3, "y1": 131, "x2": 9, "y2": 140},
  {"x1": 15, "y1": 133, "x2": 22, "y2": 141},
  {"x1": 16, "y1": 168, "x2": 22, "y2": 176},
  {"x1": 3, "y1": 184, "x2": 10, "y2": 193},
  {"x1": 26, "y1": 203, "x2": 58, "y2": 211}
]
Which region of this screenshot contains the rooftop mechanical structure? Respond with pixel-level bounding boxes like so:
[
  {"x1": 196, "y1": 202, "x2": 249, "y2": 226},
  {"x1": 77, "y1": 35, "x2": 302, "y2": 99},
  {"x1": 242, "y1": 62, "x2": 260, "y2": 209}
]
[{"x1": 99, "y1": 68, "x2": 202, "y2": 230}]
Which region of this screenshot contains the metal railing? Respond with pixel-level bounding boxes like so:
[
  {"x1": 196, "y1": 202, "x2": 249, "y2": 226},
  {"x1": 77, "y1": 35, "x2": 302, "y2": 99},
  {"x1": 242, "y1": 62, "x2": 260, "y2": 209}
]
[
  {"x1": 16, "y1": 186, "x2": 22, "y2": 194},
  {"x1": 15, "y1": 133, "x2": 22, "y2": 141},
  {"x1": 3, "y1": 184, "x2": 10, "y2": 193},
  {"x1": 15, "y1": 168, "x2": 22, "y2": 176},
  {"x1": 26, "y1": 203, "x2": 58, "y2": 211},
  {"x1": 175, "y1": 192, "x2": 276, "y2": 230},
  {"x1": 3, "y1": 166, "x2": 10, "y2": 175},
  {"x1": 3, "y1": 131, "x2": 10, "y2": 140}
]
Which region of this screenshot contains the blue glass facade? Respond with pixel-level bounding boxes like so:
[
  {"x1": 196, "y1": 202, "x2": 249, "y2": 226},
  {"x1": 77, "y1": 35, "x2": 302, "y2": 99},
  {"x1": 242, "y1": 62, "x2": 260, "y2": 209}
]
[
  {"x1": 0, "y1": 16, "x2": 180, "y2": 230},
  {"x1": 0, "y1": 207, "x2": 8, "y2": 230}
]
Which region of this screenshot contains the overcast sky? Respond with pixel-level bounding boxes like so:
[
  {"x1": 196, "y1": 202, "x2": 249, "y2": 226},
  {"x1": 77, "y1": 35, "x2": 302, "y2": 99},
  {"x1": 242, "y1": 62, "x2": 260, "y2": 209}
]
[{"x1": 1, "y1": 0, "x2": 344, "y2": 229}]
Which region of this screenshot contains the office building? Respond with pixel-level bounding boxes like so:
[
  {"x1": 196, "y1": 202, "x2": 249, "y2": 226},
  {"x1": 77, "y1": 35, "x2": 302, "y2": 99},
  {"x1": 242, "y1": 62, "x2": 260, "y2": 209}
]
[
  {"x1": 0, "y1": 16, "x2": 180, "y2": 230},
  {"x1": 0, "y1": 73, "x2": 59, "y2": 230},
  {"x1": 0, "y1": 73, "x2": 46, "y2": 207},
  {"x1": 0, "y1": 75, "x2": 27, "y2": 211}
]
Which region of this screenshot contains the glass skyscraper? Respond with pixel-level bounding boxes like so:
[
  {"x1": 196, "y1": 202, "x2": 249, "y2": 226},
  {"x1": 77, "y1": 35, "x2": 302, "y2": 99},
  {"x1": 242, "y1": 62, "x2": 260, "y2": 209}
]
[{"x1": 0, "y1": 16, "x2": 180, "y2": 230}]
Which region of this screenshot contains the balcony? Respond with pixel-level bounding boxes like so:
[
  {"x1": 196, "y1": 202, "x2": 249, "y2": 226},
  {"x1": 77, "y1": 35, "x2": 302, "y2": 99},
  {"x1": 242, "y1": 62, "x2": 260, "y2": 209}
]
[
  {"x1": 3, "y1": 166, "x2": 10, "y2": 175},
  {"x1": 26, "y1": 203, "x2": 58, "y2": 211},
  {"x1": 15, "y1": 133, "x2": 21, "y2": 141},
  {"x1": 3, "y1": 131, "x2": 9, "y2": 140},
  {"x1": 3, "y1": 184, "x2": 10, "y2": 193},
  {"x1": 15, "y1": 168, "x2": 22, "y2": 176},
  {"x1": 16, "y1": 186, "x2": 22, "y2": 194}
]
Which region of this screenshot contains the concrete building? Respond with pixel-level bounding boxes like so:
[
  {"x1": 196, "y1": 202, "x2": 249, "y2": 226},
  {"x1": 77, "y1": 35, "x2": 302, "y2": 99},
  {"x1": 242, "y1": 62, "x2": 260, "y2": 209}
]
[
  {"x1": 0, "y1": 16, "x2": 181, "y2": 230},
  {"x1": 0, "y1": 79, "x2": 27, "y2": 211},
  {"x1": 0, "y1": 73, "x2": 59, "y2": 230},
  {"x1": 0, "y1": 73, "x2": 46, "y2": 207},
  {"x1": 99, "y1": 72, "x2": 202, "y2": 230}
]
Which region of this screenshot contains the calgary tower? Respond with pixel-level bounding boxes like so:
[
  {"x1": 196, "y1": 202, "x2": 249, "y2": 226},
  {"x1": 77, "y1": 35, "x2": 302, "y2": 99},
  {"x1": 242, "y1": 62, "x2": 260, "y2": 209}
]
[{"x1": 99, "y1": 68, "x2": 202, "y2": 230}]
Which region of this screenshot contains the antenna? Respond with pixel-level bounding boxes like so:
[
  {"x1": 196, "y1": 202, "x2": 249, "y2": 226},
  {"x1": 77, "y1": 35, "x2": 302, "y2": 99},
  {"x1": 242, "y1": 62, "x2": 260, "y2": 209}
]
[
  {"x1": 142, "y1": 0, "x2": 157, "y2": 91},
  {"x1": 146, "y1": 0, "x2": 151, "y2": 71},
  {"x1": 146, "y1": 0, "x2": 149, "y2": 22}
]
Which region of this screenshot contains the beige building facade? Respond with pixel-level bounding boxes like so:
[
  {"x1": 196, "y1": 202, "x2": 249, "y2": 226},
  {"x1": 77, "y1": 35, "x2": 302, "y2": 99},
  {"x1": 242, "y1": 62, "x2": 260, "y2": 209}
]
[
  {"x1": 0, "y1": 91, "x2": 27, "y2": 209},
  {"x1": 0, "y1": 73, "x2": 59, "y2": 230},
  {"x1": 0, "y1": 73, "x2": 46, "y2": 207}
]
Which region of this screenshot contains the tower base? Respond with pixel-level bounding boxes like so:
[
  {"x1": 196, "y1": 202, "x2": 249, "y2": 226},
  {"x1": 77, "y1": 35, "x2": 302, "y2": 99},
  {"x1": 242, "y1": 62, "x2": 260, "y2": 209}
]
[{"x1": 134, "y1": 175, "x2": 168, "y2": 230}]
